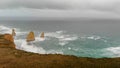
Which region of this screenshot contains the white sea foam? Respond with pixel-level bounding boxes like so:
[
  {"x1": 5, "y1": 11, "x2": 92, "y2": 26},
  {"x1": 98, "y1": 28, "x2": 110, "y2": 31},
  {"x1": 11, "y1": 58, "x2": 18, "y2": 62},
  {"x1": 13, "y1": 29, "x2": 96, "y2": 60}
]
[
  {"x1": 56, "y1": 30, "x2": 66, "y2": 34},
  {"x1": 58, "y1": 36, "x2": 78, "y2": 46},
  {"x1": 60, "y1": 37, "x2": 78, "y2": 41},
  {"x1": 46, "y1": 50, "x2": 63, "y2": 54},
  {"x1": 87, "y1": 36, "x2": 101, "y2": 40},
  {"x1": 0, "y1": 25, "x2": 11, "y2": 34},
  {"x1": 14, "y1": 39, "x2": 25, "y2": 49},
  {"x1": 16, "y1": 32, "x2": 28, "y2": 36},
  {"x1": 45, "y1": 30, "x2": 66, "y2": 38},
  {"x1": 59, "y1": 41, "x2": 68, "y2": 46},
  {"x1": 15, "y1": 39, "x2": 46, "y2": 54},
  {"x1": 105, "y1": 46, "x2": 120, "y2": 57},
  {"x1": 45, "y1": 32, "x2": 61, "y2": 38},
  {"x1": 80, "y1": 35, "x2": 108, "y2": 43},
  {"x1": 0, "y1": 25, "x2": 27, "y2": 37},
  {"x1": 0, "y1": 25, "x2": 11, "y2": 30},
  {"x1": 81, "y1": 36, "x2": 101, "y2": 40},
  {"x1": 35, "y1": 37, "x2": 45, "y2": 42},
  {"x1": 15, "y1": 38, "x2": 64, "y2": 54},
  {"x1": 1, "y1": 25, "x2": 114, "y2": 58},
  {"x1": 45, "y1": 31, "x2": 78, "y2": 46},
  {"x1": 68, "y1": 47, "x2": 72, "y2": 50}
]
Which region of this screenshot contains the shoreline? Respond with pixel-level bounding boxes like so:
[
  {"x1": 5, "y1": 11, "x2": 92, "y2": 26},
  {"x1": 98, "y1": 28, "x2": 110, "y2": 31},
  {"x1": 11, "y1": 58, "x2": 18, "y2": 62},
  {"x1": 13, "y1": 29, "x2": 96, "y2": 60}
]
[{"x1": 1, "y1": 34, "x2": 120, "y2": 68}]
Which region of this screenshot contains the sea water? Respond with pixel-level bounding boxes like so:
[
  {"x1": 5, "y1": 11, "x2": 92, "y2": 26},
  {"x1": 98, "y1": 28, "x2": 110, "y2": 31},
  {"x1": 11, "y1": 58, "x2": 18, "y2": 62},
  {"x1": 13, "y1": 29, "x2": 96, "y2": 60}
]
[{"x1": 0, "y1": 19, "x2": 120, "y2": 58}]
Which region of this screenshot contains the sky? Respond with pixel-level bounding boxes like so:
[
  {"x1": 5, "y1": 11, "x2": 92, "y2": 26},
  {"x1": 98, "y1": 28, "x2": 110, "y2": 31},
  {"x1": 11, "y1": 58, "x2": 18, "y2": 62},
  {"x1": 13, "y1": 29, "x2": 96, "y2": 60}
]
[{"x1": 0, "y1": 0, "x2": 120, "y2": 19}]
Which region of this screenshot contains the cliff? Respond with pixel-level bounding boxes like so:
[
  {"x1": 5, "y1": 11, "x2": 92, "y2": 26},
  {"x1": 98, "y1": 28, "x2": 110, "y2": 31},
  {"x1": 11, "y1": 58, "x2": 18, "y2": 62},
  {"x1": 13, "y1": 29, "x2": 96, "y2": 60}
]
[
  {"x1": 0, "y1": 34, "x2": 15, "y2": 48},
  {"x1": 0, "y1": 34, "x2": 120, "y2": 68}
]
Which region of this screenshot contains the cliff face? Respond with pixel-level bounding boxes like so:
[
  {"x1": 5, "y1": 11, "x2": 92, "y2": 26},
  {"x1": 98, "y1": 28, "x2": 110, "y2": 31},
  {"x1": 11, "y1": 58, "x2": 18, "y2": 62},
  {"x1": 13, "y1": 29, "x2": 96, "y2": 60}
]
[{"x1": 0, "y1": 34, "x2": 15, "y2": 48}]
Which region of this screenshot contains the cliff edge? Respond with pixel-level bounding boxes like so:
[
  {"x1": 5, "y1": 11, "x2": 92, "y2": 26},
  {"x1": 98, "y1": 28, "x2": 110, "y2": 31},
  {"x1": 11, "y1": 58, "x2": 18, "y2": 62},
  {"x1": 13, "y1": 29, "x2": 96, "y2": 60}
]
[{"x1": 0, "y1": 34, "x2": 15, "y2": 48}]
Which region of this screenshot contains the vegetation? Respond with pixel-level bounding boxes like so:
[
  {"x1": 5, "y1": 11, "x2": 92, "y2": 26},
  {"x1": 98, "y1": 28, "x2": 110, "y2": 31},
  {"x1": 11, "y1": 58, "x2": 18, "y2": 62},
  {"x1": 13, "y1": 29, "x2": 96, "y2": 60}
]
[
  {"x1": 0, "y1": 47, "x2": 119, "y2": 68},
  {"x1": 1, "y1": 34, "x2": 120, "y2": 68}
]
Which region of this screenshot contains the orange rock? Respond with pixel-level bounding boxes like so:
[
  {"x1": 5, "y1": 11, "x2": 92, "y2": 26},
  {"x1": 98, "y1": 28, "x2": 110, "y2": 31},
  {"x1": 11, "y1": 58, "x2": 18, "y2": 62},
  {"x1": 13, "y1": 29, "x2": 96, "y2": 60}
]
[
  {"x1": 0, "y1": 34, "x2": 16, "y2": 48},
  {"x1": 26, "y1": 31, "x2": 35, "y2": 42},
  {"x1": 4, "y1": 34, "x2": 14, "y2": 43},
  {"x1": 40, "y1": 32, "x2": 44, "y2": 39}
]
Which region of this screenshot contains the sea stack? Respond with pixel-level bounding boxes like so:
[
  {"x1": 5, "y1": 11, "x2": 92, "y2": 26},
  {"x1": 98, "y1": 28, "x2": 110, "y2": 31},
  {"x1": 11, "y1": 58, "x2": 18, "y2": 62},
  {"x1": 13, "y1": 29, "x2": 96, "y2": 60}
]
[
  {"x1": 40, "y1": 32, "x2": 44, "y2": 39},
  {"x1": 12, "y1": 29, "x2": 16, "y2": 36},
  {"x1": 26, "y1": 31, "x2": 35, "y2": 42}
]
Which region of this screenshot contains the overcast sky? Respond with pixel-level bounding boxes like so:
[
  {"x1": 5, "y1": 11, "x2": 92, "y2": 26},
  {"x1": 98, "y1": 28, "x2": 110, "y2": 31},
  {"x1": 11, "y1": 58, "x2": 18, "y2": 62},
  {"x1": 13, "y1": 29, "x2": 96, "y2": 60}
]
[{"x1": 0, "y1": 0, "x2": 120, "y2": 19}]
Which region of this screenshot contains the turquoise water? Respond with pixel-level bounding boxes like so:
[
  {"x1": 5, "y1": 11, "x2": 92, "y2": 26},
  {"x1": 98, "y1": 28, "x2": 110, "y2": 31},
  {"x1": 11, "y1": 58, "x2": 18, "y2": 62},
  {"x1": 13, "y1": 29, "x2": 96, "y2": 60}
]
[{"x1": 1, "y1": 19, "x2": 120, "y2": 58}]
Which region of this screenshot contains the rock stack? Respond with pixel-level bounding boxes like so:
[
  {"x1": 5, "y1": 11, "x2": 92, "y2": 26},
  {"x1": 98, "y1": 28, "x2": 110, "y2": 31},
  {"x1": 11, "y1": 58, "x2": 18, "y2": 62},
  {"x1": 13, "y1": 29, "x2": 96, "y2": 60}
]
[
  {"x1": 26, "y1": 31, "x2": 35, "y2": 42},
  {"x1": 40, "y1": 32, "x2": 44, "y2": 39},
  {"x1": 12, "y1": 29, "x2": 16, "y2": 36}
]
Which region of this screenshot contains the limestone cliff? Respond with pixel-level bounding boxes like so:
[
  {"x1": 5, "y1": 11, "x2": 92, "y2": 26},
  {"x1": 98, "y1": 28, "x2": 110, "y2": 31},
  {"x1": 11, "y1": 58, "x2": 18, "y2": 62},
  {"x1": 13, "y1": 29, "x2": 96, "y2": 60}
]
[{"x1": 0, "y1": 34, "x2": 15, "y2": 48}]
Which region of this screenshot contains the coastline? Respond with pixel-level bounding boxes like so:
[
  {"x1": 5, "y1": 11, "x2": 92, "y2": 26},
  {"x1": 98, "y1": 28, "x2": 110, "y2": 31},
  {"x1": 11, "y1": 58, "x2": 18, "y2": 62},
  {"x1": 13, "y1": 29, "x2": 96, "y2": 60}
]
[{"x1": 0, "y1": 34, "x2": 120, "y2": 68}]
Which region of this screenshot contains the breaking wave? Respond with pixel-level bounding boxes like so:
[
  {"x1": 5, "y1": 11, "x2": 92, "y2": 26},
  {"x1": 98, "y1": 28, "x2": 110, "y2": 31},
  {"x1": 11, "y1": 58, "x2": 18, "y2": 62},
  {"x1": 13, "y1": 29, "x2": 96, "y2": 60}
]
[
  {"x1": 104, "y1": 47, "x2": 120, "y2": 57},
  {"x1": 0, "y1": 25, "x2": 12, "y2": 34},
  {"x1": 1, "y1": 25, "x2": 120, "y2": 58}
]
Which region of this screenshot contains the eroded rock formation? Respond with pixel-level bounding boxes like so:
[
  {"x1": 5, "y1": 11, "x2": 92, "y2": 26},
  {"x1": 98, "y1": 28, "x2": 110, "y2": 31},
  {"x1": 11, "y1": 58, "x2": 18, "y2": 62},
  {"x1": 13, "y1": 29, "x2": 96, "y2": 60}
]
[
  {"x1": 4, "y1": 34, "x2": 14, "y2": 42},
  {"x1": 12, "y1": 29, "x2": 16, "y2": 36},
  {"x1": 40, "y1": 32, "x2": 44, "y2": 39},
  {"x1": 0, "y1": 34, "x2": 15, "y2": 48},
  {"x1": 26, "y1": 31, "x2": 35, "y2": 42}
]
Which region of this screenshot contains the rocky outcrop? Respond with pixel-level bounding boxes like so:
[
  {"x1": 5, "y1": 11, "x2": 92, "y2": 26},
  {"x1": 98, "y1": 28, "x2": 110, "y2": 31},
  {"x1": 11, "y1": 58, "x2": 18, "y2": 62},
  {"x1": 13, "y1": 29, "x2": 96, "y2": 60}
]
[
  {"x1": 26, "y1": 31, "x2": 35, "y2": 42},
  {"x1": 40, "y1": 32, "x2": 44, "y2": 38},
  {"x1": 0, "y1": 34, "x2": 15, "y2": 48},
  {"x1": 12, "y1": 29, "x2": 16, "y2": 36},
  {"x1": 4, "y1": 34, "x2": 14, "y2": 42}
]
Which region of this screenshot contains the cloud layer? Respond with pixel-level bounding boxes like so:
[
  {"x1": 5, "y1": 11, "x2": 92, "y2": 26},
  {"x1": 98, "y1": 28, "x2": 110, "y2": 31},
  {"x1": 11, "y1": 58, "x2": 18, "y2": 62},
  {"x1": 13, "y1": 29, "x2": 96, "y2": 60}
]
[
  {"x1": 0, "y1": 0, "x2": 120, "y2": 18},
  {"x1": 0, "y1": 0, "x2": 119, "y2": 10}
]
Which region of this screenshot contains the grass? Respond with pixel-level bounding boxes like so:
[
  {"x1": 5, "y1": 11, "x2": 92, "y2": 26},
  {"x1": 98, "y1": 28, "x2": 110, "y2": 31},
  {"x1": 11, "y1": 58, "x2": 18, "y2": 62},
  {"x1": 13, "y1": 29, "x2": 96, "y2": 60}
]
[
  {"x1": 0, "y1": 47, "x2": 119, "y2": 68},
  {"x1": 1, "y1": 34, "x2": 120, "y2": 68}
]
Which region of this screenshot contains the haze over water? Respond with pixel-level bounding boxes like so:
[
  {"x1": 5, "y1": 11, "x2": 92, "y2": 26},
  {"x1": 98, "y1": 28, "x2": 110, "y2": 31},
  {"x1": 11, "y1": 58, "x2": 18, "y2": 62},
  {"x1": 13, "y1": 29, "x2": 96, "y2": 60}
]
[{"x1": 0, "y1": 19, "x2": 120, "y2": 58}]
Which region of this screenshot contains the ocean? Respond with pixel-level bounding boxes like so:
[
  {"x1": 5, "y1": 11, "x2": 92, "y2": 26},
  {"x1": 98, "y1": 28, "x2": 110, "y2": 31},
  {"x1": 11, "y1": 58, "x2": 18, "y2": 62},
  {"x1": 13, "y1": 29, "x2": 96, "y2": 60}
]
[{"x1": 0, "y1": 19, "x2": 120, "y2": 58}]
